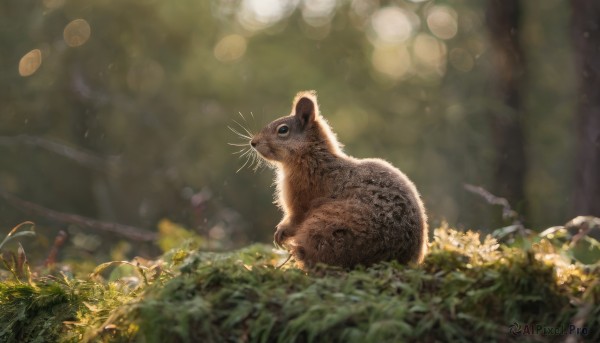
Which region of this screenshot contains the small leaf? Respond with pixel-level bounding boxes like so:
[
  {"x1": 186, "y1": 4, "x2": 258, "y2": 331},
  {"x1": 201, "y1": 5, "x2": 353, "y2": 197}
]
[
  {"x1": 0, "y1": 221, "x2": 36, "y2": 250},
  {"x1": 16, "y1": 243, "x2": 27, "y2": 278},
  {"x1": 91, "y1": 260, "x2": 135, "y2": 277},
  {"x1": 7, "y1": 221, "x2": 35, "y2": 237}
]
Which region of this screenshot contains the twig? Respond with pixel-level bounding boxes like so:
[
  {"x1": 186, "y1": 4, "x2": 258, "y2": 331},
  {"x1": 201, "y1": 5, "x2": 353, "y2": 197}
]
[
  {"x1": 463, "y1": 183, "x2": 522, "y2": 225},
  {"x1": 44, "y1": 230, "x2": 68, "y2": 268},
  {"x1": 276, "y1": 254, "x2": 292, "y2": 269},
  {"x1": 0, "y1": 134, "x2": 122, "y2": 173},
  {"x1": 0, "y1": 189, "x2": 157, "y2": 242},
  {"x1": 566, "y1": 216, "x2": 600, "y2": 247}
]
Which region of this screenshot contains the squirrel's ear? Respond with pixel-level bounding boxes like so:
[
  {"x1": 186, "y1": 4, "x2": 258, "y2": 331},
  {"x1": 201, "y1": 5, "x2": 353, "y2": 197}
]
[{"x1": 294, "y1": 93, "x2": 317, "y2": 128}]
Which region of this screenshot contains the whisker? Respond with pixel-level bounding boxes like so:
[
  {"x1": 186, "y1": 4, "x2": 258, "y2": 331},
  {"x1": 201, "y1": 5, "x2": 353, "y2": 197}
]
[
  {"x1": 228, "y1": 142, "x2": 250, "y2": 147},
  {"x1": 250, "y1": 111, "x2": 258, "y2": 131},
  {"x1": 227, "y1": 126, "x2": 252, "y2": 140},
  {"x1": 232, "y1": 119, "x2": 254, "y2": 138},
  {"x1": 236, "y1": 154, "x2": 252, "y2": 173},
  {"x1": 239, "y1": 148, "x2": 252, "y2": 159},
  {"x1": 232, "y1": 147, "x2": 248, "y2": 155},
  {"x1": 257, "y1": 161, "x2": 267, "y2": 172},
  {"x1": 229, "y1": 111, "x2": 261, "y2": 173},
  {"x1": 252, "y1": 155, "x2": 261, "y2": 172},
  {"x1": 251, "y1": 149, "x2": 265, "y2": 172},
  {"x1": 228, "y1": 126, "x2": 252, "y2": 140}
]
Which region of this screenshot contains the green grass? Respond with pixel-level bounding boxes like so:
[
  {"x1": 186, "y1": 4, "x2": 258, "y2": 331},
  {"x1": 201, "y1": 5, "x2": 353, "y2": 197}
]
[{"x1": 1, "y1": 224, "x2": 599, "y2": 342}]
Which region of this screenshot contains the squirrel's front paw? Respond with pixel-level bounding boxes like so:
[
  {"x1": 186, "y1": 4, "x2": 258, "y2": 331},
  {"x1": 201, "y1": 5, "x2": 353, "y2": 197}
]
[{"x1": 274, "y1": 225, "x2": 293, "y2": 248}]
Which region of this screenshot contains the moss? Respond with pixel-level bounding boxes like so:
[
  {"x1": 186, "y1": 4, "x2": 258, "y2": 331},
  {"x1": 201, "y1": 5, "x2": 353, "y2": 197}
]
[
  {"x1": 0, "y1": 280, "x2": 77, "y2": 342},
  {"x1": 1, "y1": 226, "x2": 599, "y2": 342}
]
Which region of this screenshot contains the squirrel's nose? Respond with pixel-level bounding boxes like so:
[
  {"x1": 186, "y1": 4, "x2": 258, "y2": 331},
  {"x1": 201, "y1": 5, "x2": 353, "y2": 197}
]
[{"x1": 250, "y1": 139, "x2": 257, "y2": 148}]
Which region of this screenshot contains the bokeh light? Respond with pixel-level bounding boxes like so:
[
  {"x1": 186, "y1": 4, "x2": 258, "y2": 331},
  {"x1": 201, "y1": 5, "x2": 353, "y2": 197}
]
[
  {"x1": 63, "y1": 19, "x2": 91, "y2": 47},
  {"x1": 214, "y1": 34, "x2": 248, "y2": 63},
  {"x1": 413, "y1": 33, "x2": 447, "y2": 76},
  {"x1": 43, "y1": 0, "x2": 65, "y2": 9},
  {"x1": 426, "y1": 6, "x2": 458, "y2": 40},
  {"x1": 349, "y1": 0, "x2": 378, "y2": 29},
  {"x1": 370, "y1": 7, "x2": 419, "y2": 44},
  {"x1": 301, "y1": 0, "x2": 337, "y2": 27},
  {"x1": 351, "y1": 0, "x2": 376, "y2": 19},
  {"x1": 1, "y1": 0, "x2": 581, "y2": 254},
  {"x1": 372, "y1": 44, "x2": 412, "y2": 80},
  {"x1": 18, "y1": 49, "x2": 42, "y2": 77},
  {"x1": 237, "y1": 0, "x2": 296, "y2": 31}
]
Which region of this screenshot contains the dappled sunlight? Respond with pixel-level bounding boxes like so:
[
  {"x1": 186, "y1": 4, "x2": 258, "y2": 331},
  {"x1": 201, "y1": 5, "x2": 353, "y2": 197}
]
[
  {"x1": 2, "y1": 0, "x2": 591, "y2": 309},
  {"x1": 3, "y1": 224, "x2": 597, "y2": 341},
  {"x1": 1, "y1": 1, "x2": 599, "y2": 340},
  {"x1": 2, "y1": 0, "x2": 579, "y2": 242}
]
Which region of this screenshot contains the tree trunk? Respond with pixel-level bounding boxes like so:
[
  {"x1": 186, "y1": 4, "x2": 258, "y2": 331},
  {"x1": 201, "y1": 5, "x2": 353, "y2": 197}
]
[
  {"x1": 571, "y1": 1, "x2": 600, "y2": 216},
  {"x1": 486, "y1": 0, "x2": 527, "y2": 213}
]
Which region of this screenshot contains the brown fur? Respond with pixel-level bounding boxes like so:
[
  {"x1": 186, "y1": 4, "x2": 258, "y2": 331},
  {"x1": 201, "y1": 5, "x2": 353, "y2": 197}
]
[{"x1": 250, "y1": 91, "x2": 428, "y2": 268}]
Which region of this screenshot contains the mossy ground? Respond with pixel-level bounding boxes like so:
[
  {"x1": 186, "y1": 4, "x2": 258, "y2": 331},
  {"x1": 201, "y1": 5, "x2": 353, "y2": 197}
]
[{"x1": 1, "y1": 223, "x2": 599, "y2": 342}]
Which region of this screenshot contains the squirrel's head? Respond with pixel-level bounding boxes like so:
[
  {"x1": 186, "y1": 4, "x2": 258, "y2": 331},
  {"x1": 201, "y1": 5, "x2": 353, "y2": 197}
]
[{"x1": 250, "y1": 91, "x2": 342, "y2": 164}]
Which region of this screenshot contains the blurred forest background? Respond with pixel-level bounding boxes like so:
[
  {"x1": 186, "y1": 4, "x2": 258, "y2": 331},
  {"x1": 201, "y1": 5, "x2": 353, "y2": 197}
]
[{"x1": 1, "y1": 0, "x2": 599, "y2": 261}]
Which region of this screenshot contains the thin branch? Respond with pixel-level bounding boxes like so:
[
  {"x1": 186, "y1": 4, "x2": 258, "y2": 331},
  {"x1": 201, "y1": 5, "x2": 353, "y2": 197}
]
[
  {"x1": 44, "y1": 230, "x2": 68, "y2": 268},
  {"x1": 566, "y1": 216, "x2": 600, "y2": 247},
  {"x1": 0, "y1": 189, "x2": 157, "y2": 242},
  {"x1": 0, "y1": 134, "x2": 122, "y2": 173},
  {"x1": 463, "y1": 183, "x2": 522, "y2": 225}
]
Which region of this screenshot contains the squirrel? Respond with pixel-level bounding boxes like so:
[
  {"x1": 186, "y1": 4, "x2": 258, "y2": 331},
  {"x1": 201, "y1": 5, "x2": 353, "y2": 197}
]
[{"x1": 249, "y1": 91, "x2": 428, "y2": 268}]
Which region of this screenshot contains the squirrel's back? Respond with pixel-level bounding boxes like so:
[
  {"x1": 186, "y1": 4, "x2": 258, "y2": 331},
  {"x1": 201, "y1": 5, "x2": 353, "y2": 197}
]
[{"x1": 249, "y1": 91, "x2": 427, "y2": 268}]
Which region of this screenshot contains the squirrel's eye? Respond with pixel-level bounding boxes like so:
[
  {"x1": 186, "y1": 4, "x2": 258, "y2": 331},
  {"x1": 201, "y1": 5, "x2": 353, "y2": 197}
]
[{"x1": 277, "y1": 124, "x2": 290, "y2": 137}]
